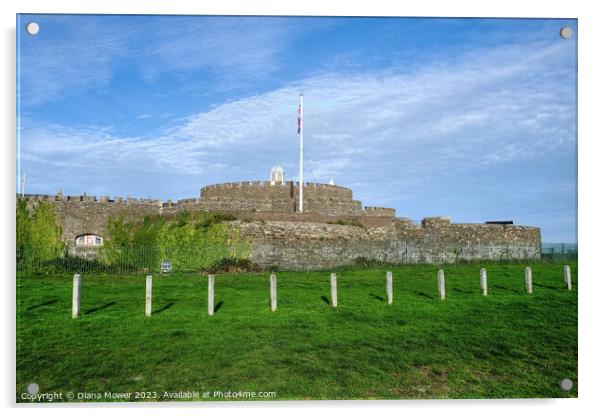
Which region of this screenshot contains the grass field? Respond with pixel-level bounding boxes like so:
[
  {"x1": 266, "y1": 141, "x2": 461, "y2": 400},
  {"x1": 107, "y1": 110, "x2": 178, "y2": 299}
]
[{"x1": 16, "y1": 262, "x2": 577, "y2": 402}]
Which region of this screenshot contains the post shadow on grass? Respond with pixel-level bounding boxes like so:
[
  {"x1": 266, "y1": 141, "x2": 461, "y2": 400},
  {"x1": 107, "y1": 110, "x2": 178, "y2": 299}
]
[
  {"x1": 491, "y1": 285, "x2": 520, "y2": 294},
  {"x1": 369, "y1": 293, "x2": 385, "y2": 302},
  {"x1": 533, "y1": 282, "x2": 558, "y2": 290},
  {"x1": 153, "y1": 302, "x2": 175, "y2": 315},
  {"x1": 84, "y1": 301, "x2": 117, "y2": 315},
  {"x1": 214, "y1": 301, "x2": 224, "y2": 314},
  {"x1": 417, "y1": 292, "x2": 434, "y2": 300},
  {"x1": 27, "y1": 299, "x2": 58, "y2": 311},
  {"x1": 320, "y1": 295, "x2": 330, "y2": 305},
  {"x1": 451, "y1": 288, "x2": 473, "y2": 294}
]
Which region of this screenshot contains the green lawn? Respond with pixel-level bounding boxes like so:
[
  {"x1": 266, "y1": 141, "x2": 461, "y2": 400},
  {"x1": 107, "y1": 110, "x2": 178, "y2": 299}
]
[{"x1": 16, "y1": 262, "x2": 577, "y2": 402}]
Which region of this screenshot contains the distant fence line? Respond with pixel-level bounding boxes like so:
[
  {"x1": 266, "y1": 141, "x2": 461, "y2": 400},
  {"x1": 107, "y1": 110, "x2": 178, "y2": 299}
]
[
  {"x1": 541, "y1": 243, "x2": 578, "y2": 258},
  {"x1": 16, "y1": 242, "x2": 577, "y2": 275},
  {"x1": 540, "y1": 243, "x2": 578, "y2": 261}
]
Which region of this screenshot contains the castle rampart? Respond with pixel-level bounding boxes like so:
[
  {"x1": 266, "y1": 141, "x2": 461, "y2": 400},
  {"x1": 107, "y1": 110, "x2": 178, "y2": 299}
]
[
  {"x1": 17, "y1": 186, "x2": 541, "y2": 268},
  {"x1": 20, "y1": 193, "x2": 163, "y2": 242},
  {"x1": 236, "y1": 218, "x2": 541, "y2": 270},
  {"x1": 199, "y1": 181, "x2": 361, "y2": 215}
]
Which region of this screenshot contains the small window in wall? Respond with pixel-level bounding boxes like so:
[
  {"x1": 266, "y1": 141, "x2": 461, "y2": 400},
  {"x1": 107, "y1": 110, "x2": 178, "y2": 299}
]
[{"x1": 75, "y1": 234, "x2": 103, "y2": 246}]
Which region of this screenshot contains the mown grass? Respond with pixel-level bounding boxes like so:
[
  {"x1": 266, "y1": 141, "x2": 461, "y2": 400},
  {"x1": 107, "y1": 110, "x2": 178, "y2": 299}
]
[{"x1": 16, "y1": 262, "x2": 577, "y2": 402}]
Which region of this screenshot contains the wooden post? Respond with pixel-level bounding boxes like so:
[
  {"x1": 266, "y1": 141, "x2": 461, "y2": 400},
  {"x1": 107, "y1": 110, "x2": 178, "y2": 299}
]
[
  {"x1": 386, "y1": 271, "x2": 393, "y2": 304},
  {"x1": 208, "y1": 274, "x2": 215, "y2": 316},
  {"x1": 330, "y1": 272, "x2": 338, "y2": 308},
  {"x1": 72, "y1": 274, "x2": 81, "y2": 319},
  {"x1": 270, "y1": 273, "x2": 277, "y2": 312},
  {"x1": 480, "y1": 268, "x2": 488, "y2": 296},
  {"x1": 145, "y1": 275, "x2": 152, "y2": 317},
  {"x1": 563, "y1": 265, "x2": 572, "y2": 290},
  {"x1": 438, "y1": 269, "x2": 445, "y2": 300},
  {"x1": 525, "y1": 267, "x2": 533, "y2": 294}
]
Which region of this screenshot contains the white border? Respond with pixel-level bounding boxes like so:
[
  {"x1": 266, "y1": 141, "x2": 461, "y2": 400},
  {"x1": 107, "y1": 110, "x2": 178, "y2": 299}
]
[{"x1": 2, "y1": 1, "x2": 600, "y2": 415}]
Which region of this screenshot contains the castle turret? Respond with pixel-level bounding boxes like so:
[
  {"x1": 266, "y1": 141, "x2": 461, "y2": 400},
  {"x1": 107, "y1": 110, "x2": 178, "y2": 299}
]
[{"x1": 270, "y1": 163, "x2": 284, "y2": 185}]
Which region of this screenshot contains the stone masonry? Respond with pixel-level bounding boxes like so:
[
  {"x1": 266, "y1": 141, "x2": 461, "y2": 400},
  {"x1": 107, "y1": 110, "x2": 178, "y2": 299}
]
[
  {"x1": 18, "y1": 181, "x2": 541, "y2": 269},
  {"x1": 234, "y1": 218, "x2": 541, "y2": 270}
]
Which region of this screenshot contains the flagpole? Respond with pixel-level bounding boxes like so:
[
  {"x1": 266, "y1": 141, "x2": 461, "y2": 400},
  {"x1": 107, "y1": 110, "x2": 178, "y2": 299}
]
[{"x1": 298, "y1": 93, "x2": 304, "y2": 213}]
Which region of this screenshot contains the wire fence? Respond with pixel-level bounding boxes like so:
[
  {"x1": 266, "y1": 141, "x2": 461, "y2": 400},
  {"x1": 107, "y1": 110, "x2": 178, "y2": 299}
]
[
  {"x1": 16, "y1": 242, "x2": 577, "y2": 275},
  {"x1": 540, "y1": 243, "x2": 578, "y2": 261},
  {"x1": 16, "y1": 245, "x2": 253, "y2": 275}
]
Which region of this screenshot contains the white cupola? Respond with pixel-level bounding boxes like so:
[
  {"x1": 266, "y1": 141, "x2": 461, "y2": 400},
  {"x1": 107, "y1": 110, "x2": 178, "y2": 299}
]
[{"x1": 270, "y1": 163, "x2": 285, "y2": 185}]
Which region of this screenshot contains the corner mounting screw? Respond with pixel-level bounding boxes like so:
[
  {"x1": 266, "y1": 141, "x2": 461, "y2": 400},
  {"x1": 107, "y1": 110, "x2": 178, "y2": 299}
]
[{"x1": 560, "y1": 26, "x2": 573, "y2": 39}]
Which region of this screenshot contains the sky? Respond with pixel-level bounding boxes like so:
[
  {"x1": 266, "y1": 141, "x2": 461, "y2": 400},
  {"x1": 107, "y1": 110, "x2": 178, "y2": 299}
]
[{"x1": 16, "y1": 15, "x2": 577, "y2": 242}]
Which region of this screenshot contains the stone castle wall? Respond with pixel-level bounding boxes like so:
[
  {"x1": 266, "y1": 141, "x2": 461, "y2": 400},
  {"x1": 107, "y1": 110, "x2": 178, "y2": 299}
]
[
  {"x1": 19, "y1": 185, "x2": 396, "y2": 244},
  {"x1": 235, "y1": 218, "x2": 541, "y2": 270},
  {"x1": 18, "y1": 189, "x2": 541, "y2": 269},
  {"x1": 20, "y1": 194, "x2": 163, "y2": 243},
  {"x1": 198, "y1": 181, "x2": 372, "y2": 216}
]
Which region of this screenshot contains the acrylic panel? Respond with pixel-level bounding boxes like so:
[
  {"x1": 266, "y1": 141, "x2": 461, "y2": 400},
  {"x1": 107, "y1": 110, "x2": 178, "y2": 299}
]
[{"x1": 16, "y1": 14, "x2": 577, "y2": 402}]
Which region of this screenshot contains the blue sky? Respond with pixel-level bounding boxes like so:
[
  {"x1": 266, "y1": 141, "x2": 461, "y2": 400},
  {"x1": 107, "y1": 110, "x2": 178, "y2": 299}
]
[{"x1": 16, "y1": 15, "x2": 577, "y2": 242}]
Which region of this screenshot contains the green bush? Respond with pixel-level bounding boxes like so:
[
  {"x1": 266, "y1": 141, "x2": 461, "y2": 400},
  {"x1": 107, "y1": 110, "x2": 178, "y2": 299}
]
[
  {"x1": 16, "y1": 203, "x2": 249, "y2": 274},
  {"x1": 101, "y1": 211, "x2": 250, "y2": 273},
  {"x1": 16, "y1": 199, "x2": 64, "y2": 270}
]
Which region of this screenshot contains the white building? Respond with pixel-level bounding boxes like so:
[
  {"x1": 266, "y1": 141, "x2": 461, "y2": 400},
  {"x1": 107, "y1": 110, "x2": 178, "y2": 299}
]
[{"x1": 270, "y1": 163, "x2": 285, "y2": 185}]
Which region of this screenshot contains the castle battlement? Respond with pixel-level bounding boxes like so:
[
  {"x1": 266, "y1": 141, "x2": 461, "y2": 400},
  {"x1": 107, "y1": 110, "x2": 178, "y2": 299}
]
[
  {"x1": 364, "y1": 206, "x2": 396, "y2": 217},
  {"x1": 200, "y1": 181, "x2": 352, "y2": 193},
  {"x1": 19, "y1": 178, "x2": 390, "y2": 219},
  {"x1": 422, "y1": 216, "x2": 452, "y2": 228},
  {"x1": 15, "y1": 159, "x2": 542, "y2": 268},
  {"x1": 198, "y1": 181, "x2": 357, "y2": 215},
  {"x1": 17, "y1": 189, "x2": 541, "y2": 269},
  {"x1": 20, "y1": 193, "x2": 164, "y2": 206},
  {"x1": 18, "y1": 189, "x2": 394, "y2": 221}
]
